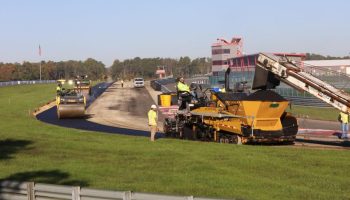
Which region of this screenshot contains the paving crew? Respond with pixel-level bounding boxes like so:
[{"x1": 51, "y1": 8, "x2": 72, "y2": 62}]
[
  {"x1": 176, "y1": 77, "x2": 191, "y2": 110},
  {"x1": 148, "y1": 104, "x2": 158, "y2": 141},
  {"x1": 338, "y1": 111, "x2": 349, "y2": 139}
]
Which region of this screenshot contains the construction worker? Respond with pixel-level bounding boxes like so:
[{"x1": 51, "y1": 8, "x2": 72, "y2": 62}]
[
  {"x1": 56, "y1": 83, "x2": 62, "y2": 95},
  {"x1": 338, "y1": 111, "x2": 349, "y2": 139},
  {"x1": 177, "y1": 77, "x2": 191, "y2": 110},
  {"x1": 177, "y1": 77, "x2": 190, "y2": 92},
  {"x1": 148, "y1": 104, "x2": 158, "y2": 141}
]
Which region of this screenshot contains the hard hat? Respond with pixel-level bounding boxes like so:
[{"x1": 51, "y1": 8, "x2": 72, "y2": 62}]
[{"x1": 151, "y1": 104, "x2": 157, "y2": 109}]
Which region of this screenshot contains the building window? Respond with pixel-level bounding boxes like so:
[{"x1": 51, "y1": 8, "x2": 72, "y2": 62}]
[
  {"x1": 212, "y1": 49, "x2": 231, "y2": 55},
  {"x1": 223, "y1": 49, "x2": 230, "y2": 54},
  {"x1": 229, "y1": 54, "x2": 258, "y2": 68},
  {"x1": 212, "y1": 60, "x2": 229, "y2": 65}
]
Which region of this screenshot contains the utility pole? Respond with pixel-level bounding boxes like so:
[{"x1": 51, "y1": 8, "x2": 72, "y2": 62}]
[{"x1": 123, "y1": 64, "x2": 125, "y2": 79}]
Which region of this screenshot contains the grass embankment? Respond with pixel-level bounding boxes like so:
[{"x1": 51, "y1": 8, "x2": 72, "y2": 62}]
[
  {"x1": 287, "y1": 105, "x2": 339, "y2": 121},
  {"x1": 0, "y1": 84, "x2": 350, "y2": 200}
]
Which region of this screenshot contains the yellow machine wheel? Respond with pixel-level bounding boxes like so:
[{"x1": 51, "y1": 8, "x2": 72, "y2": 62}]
[
  {"x1": 231, "y1": 134, "x2": 242, "y2": 145},
  {"x1": 218, "y1": 132, "x2": 242, "y2": 145}
]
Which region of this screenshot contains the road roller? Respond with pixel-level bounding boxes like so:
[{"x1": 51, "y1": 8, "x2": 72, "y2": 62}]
[
  {"x1": 56, "y1": 89, "x2": 86, "y2": 119},
  {"x1": 74, "y1": 75, "x2": 92, "y2": 97}
]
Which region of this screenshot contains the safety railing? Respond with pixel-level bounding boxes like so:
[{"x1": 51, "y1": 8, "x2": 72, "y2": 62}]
[
  {"x1": 0, "y1": 180, "x2": 226, "y2": 200},
  {"x1": 274, "y1": 88, "x2": 332, "y2": 107},
  {"x1": 151, "y1": 76, "x2": 333, "y2": 108},
  {"x1": 0, "y1": 80, "x2": 56, "y2": 87},
  {"x1": 151, "y1": 77, "x2": 209, "y2": 93},
  {"x1": 187, "y1": 77, "x2": 209, "y2": 85}
]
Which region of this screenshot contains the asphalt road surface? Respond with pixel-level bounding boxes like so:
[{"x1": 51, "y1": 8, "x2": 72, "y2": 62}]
[
  {"x1": 36, "y1": 82, "x2": 163, "y2": 139},
  {"x1": 36, "y1": 81, "x2": 349, "y2": 149},
  {"x1": 86, "y1": 81, "x2": 163, "y2": 131}
]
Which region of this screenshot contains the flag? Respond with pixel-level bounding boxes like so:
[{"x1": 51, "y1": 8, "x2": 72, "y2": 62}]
[{"x1": 39, "y1": 45, "x2": 41, "y2": 56}]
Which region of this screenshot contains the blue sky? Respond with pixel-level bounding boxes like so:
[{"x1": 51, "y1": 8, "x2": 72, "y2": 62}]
[{"x1": 0, "y1": 0, "x2": 349, "y2": 66}]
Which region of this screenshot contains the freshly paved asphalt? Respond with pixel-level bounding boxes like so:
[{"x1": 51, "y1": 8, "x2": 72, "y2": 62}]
[
  {"x1": 36, "y1": 81, "x2": 349, "y2": 148},
  {"x1": 86, "y1": 81, "x2": 162, "y2": 131},
  {"x1": 36, "y1": 82, "x2": 164, "y2": 138}
]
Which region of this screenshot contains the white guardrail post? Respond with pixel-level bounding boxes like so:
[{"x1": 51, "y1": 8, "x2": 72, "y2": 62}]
[
  {"x1": 27, "y1": 182, "x2": 35, "y2": 200},
  {"x1": 72, "y1": 186, "x2": 80, "y2": 200},
  {"x1": 0, "y1": 180, "x2": 226, "y2": 200},
  {"x1": 123, "y1": 191, "x2": 132, "y2": 200}
]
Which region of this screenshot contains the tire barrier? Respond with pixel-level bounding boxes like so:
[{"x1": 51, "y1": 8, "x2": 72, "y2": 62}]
[{"x1": 150, "y1": 78, "x2": 176, "y2": 91}]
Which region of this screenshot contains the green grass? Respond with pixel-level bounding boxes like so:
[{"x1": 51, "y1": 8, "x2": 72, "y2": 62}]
[
  {"x1": 287, "y1": 105, "x2": 339, "y2": 121},
  {"x1": 0, "y1": 84, "x2": 350, "y2": 200}
]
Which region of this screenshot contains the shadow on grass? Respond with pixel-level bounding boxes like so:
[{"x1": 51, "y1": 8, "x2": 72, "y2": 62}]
[
  {"x1": 0, "y1": 169, "x2": 89, "y2": 187},
  {"x1": 0, "y1": 139, "x2": 33, "y2": 160},
  {"x1": 296, "y1": 138, "x2": 350, "y2": 148}
]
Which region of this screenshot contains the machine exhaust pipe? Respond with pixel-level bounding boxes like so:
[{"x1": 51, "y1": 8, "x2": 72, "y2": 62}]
[{"x1": 225, "y1": 67, "x2": 231, "y2": 92}]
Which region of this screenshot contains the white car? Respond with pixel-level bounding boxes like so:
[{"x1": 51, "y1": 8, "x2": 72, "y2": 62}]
[{"x1": 133, "y1": 78, "x2": 145, "y2": 88}]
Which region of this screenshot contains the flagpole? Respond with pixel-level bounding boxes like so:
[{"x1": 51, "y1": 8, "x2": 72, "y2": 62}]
[
  {"x1": 39, "y1": 61, "x2": 42, "y2": 81},
  {"x1": 39, "y1": 45, "x2": 42, "y2": 81}
]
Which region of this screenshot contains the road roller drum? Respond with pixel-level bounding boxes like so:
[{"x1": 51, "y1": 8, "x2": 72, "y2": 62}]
[
  {"x1": 56, "y1": 89, "x2": 86, "y2": 119},
  {"x1": 57, "y1": 104, "x2": 85, "y2": 119}
]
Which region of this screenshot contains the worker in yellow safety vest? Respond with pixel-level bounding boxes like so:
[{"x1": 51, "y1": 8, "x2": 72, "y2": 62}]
[
  {"x1": 176, "y1": 77, "x2": 191, "y2": 110},
  {"x1": 56, "y1": 83, "x2": 62, "y2": 95},
  {"x1": 148, "y1": 104, "x2": 158, "y2": 141},
  {"x1": 339, "y1": 112, "x2": 349, "y2": 139},
  {"x1": 177, "y1": 77, "x2": 190, "y2": 93}
]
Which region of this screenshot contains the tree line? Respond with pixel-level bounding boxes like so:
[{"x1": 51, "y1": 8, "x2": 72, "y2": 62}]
[
  {"x1": 305, "y1": 53, "x2": 350, "y2": 60},
  {"x1": 0, "y1": 56, "x2": 211, "y2": 81},
  {"x1": 109, "y1": 57, "x2": 211, "y2": 80},
  {"x1": 0, "y1": 58, "x2": 106, "y2": 81},
  {"x1": 2, "y1": 53, "x2": 349, "y2": 81},
  {"x1": 107, "y1": 53, "x2": 350, "y2": 81}
]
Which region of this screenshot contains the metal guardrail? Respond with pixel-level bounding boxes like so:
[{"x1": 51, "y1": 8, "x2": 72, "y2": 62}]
[
  {"x1": 187, "y1": 77, "x2": 209, "y2": 85},
  {"x1": 0, "y1": 181, "x2": 225, "y2": 200},
  {"x1": 161, "y1": 84, "x2": 172, "y2": 93},
  {"x1": 152, "y1": 76, "x2": 332, "y2": 108},
  {"x1": 0, "y1": 80, "x2": 56, "y2": 87},
  {"x1": 151, "y1": 77, "x2": 209, "y2": 93},
  {"x1": 286, "y1": 96, "x2": 332, "y2": 108},
  {"x1": 274, "y1": 88, "x2": 333, "y2": 107}
]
